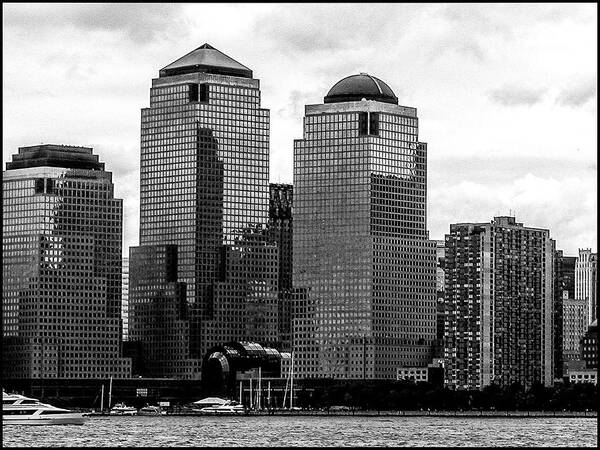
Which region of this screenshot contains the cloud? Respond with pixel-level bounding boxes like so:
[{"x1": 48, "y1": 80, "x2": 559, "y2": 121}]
[
  {"x1": 489, "y1": 85, "x2": 547, "y2": 106},
  {"x1": 429, "y1": 155, "x2": 597, "y2": 186},
  {"x1": 3, "y1": 3, "x2": 188, "y2": 44},
  {"x1": 2, "y1": 3, "x2": 596, "y2": 256},
  {"x1": 556, "y1": 78, "x2": 597, "y2": 107},
  {"x1": 429, "y1": 174, "x2": 597, "y2": 254},
  {"x1": 422, "y1": 3, "x2": 517, "y2": 64},
  {"x1": 441, "y1": 3, "x2": 514, "y2": 38},
  {"x1": 252, "y1": 4, "x2": 419, "y2": 54},
  {"x1": 276, "y1": 89, "x2": 324, "y2": 119}
]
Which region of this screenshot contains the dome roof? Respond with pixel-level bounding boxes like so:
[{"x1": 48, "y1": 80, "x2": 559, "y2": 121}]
[{"x1": 324, "y1": 73, "x2": 398, "y2": 104}]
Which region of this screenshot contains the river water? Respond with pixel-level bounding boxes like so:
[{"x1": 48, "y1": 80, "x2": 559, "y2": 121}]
[{"x1": 3, "y1": 416, "x2": 597, "y2": 447}]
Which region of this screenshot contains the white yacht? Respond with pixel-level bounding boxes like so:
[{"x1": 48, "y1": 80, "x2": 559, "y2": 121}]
[
  {"x1": 2, "y1": 391, "x2": 86, "y2": 425},
  {"x1": 193, "y1": 397, "x2": 246, "y2": 414},
  {"x1": 109, "y1": 402, "x2": 138, "y2": 415},
  {"x1": 137, "y1": 404, "x2": 166, "y2": 416}
]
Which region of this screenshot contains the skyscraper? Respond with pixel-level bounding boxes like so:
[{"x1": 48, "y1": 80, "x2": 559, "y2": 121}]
[
  {"x1": 444, "y1": 216, "x2": 554, "y2": 389},
  {"x1": 575, "y1": 248, "x2": 597, "y2": 325},
  {"x1": 292, "y1": 73, "x2": 437, "y2": 379},
  {"x1": 129, "y1": 44, "x2": 279, "y2": 377},
  {"x1": 434, "y1": 240, "x2": 446, "y2": 359},
  {"x1": 2, "y1": 144, "x2": 131, "y2": 379},
  {"x1": 553, "y1": 250, "x2": 577, "y2": 377}
]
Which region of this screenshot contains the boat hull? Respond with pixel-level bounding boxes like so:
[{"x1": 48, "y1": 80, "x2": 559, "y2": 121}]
[
  {"x1": 3, "y1": 414, "x2": 86, "y2": 425},
  {"x1": 109, "y1": 411, "x2": 137, "y2": 416},
  {"x1": 137, "y1": 411, "x2": 166, "y2": 416},
  {"x1": 194, "y1": 408, "x2": 246, "y2": 415}
]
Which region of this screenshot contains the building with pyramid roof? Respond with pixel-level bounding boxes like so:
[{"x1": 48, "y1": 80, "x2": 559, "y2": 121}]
[
  {"x1": 129, "y1": 44, "x2": 281, "y2": 379},
  {"x1": 159, "y1": 43, "x2": 252, "y2": 78}
]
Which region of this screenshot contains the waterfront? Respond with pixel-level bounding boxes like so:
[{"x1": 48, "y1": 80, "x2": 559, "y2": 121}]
[{"x1": 3, "y1": 416, "x2": 597, "y2": 447}]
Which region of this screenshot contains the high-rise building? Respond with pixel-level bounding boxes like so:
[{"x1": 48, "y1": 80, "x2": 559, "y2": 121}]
[
  {"x1": 2, "y1": 144, "x2": 131, "y2": 379},
  {"x1": 292, "y1": 73, "x2": 437, "y2": 379},
  {"x1": 268, "y1": 183, "x2": 293, "y2": 350},
  {"x1": 434, "y1": 240, "x2": 446, "y2": 359},
  {"x1": 575, "y1": 248, "x2": 597, "y2": 325},
  {"x1": 122, "y1": 257, "x2": 130, "y2": 342},
  {"x1": 553, "y1": 250, "x2": 576, "y2": 379},
  {"x1": 562, "y1": 297, "x2": 588, "y2": 364},
  {"x1": 444, "y1": 216, "x2": 554, "y2": 389},
  {"x1": 129, "y1": 44, "x2": 279, "y2": 377}
]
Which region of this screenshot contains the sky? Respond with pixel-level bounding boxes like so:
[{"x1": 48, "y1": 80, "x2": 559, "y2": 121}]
[{"x1": 3, "y1": 3, "x2": 597, "y2": 256}]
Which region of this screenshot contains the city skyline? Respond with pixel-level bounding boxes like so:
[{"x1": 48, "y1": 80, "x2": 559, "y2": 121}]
[{"x1": 3, "y1": 3, "x2": 597, "y2": 257}]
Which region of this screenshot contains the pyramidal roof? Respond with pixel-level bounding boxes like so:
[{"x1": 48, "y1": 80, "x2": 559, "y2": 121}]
[{"x1": 159, "y1": 43, "x2": 253, "y2": 78}]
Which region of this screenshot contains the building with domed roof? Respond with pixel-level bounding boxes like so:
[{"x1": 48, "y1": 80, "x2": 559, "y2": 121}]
[
  {"x1": 324, "y1": 73, "x2": 399, "y2": 104},
  {"x1": 292, "y1": 74, "x2": 437, "y2": 380},
  {"x1": 201, "y1": 341, "x2": 291, "y2": 399}
]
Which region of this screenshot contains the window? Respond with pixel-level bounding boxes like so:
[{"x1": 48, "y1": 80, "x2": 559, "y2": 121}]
[
  {"x1": 369, "y1": 113, "x2": 379, "y2": 135},
  {"x1": 358, "y1": 112, "x2": 368, "y2": 136},
  {"x1": 200, "y1": 84, "x2": 209, "y2": 103},
  {"x1": 35, "y1": 178, "x2": 44, "y2": 194},
  {"x1": 189, "y1": 84, "x2": 198, "y2": 102}
]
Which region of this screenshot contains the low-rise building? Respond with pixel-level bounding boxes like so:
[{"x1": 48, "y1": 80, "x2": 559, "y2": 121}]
[{"x1": 568, "y1": 369, "x2": 597, "y2": 385}]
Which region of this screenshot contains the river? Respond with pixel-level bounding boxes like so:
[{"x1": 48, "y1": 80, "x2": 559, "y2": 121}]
[{"x1": 3, "y1": 415, "x2": 597, "y2": 447}]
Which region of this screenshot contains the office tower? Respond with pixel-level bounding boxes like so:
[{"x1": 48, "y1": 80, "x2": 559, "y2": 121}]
[
  {"x1": 130, "y1": 44, "x2": 278, "y2": 377},
  {"x1": 268, "y1": 183, "x2": 293, "y2": 350},
  {"x1": 554, "y1": 250, "x2": 576, "y2": 379},
  {"x1": 444, "y1": 216, "x2": 554, "y2": 389},
  {"x1": 292, "y1": 73, "x2": 437, "y2": 379},
  {"x1": 2, "y1": 144, "x2": 131, "y2": 379},
  {"x1": 575, "y1": 249, "x2": 597, "y2": 325},
  {"x1": 122, "y1": 257, "x2": 130, "y2": 342}
]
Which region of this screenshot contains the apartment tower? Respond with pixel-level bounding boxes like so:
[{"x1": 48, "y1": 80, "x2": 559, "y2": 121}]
[{"x1": 444, "y1": 216, "x2": 554, "y2": 389}]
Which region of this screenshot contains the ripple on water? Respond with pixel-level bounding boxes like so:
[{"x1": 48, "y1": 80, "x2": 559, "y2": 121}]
[{"x1": 2, "y1": 416, "x2": 597, "y2": 447}]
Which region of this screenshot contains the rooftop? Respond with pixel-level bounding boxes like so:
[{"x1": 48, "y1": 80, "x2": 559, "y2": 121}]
[
  {"x1": 159, "y1": 43, "x2": 253, "y2": 78},
  {"x1": 5, "y1": 144, "x2": 105, "y2": 171},
  {"x1": 324, "y1": 73, "x2": 398, "y2": 104}
]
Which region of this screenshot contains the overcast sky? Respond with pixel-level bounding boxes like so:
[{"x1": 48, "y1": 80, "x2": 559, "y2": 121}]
[{"x1": 3, "y1": 3, "x2": 597, "y2": 255}]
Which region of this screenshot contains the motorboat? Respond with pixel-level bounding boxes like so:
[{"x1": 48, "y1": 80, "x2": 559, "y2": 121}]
[
  {"x1": 193, "y1": 398, "x2": 246, "y2": 414},
  {"x1": 137, "y1": 404, "x2": 166, "y2": 416},
  {"x1": 2, "y1": 391, "x2": 86, "y2": 425},
  {"x1": 109, "y1": 402, "x2": 137, "y2": 416}
]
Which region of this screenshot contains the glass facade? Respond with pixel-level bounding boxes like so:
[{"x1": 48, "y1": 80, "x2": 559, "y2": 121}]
[
  {"x1": 444, "y1": 216, "x2": 554, "y2": 389},
  {"x1": 293, "y1": 78, "x2": 437, "y2": 380},
  {"x1": 132, "y1": 44, "x2": 280, "y2": 378},
  {"x1": 128, "y1": 244, "x2": 197, "y2": 378},
  {"x1": 2, "y1": 144, "x2": 131, "y2": 379},
  {"x1": 268, "y1": 183, "x2": 293, "y2": 350}
]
